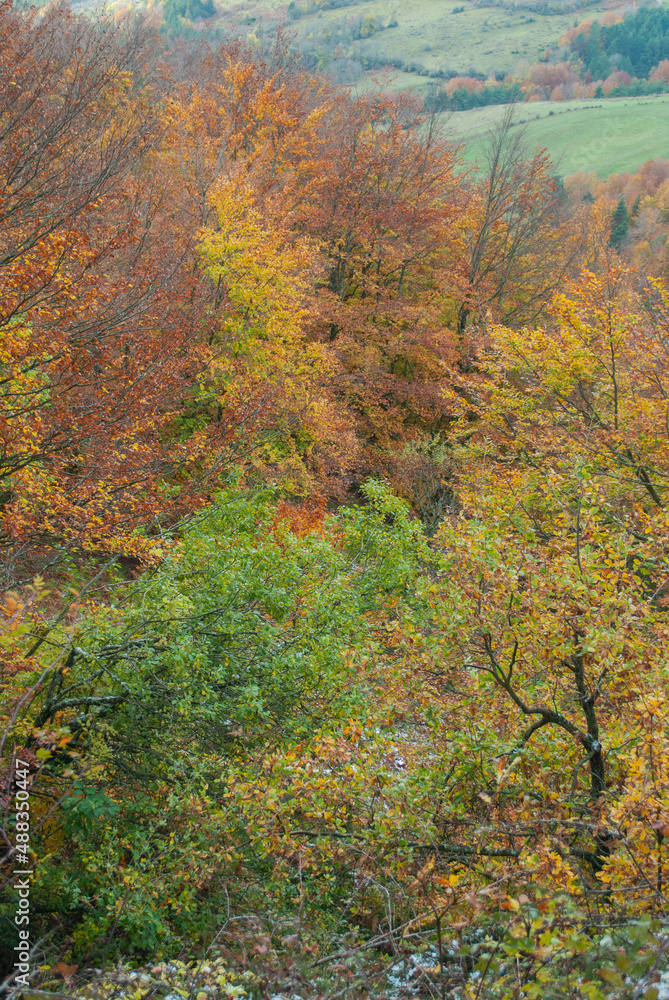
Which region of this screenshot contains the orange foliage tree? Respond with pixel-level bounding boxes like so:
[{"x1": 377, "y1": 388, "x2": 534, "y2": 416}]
[
  {"x1": 0, "y1": 3, "x2": 224, "y2": 573},
  {"x1": 452, "y1": 110, "x2": 585, "y2": 340},
  {"x1": 291, "y1": 93, "x2": 465, "y2": 500}
]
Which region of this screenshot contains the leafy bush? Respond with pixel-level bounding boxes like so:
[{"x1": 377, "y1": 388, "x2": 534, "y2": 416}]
[{"x1": 8, "y1": 483, "x2": 427, "y2": 964}]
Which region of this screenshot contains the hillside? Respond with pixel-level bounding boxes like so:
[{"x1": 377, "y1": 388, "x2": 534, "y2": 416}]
[
  {"x1": 213, "y1": 0, "x2": 613, "y2": 78},
  {"x1": 3, "y1": 5, "x2": 669, "y2": 1000}
]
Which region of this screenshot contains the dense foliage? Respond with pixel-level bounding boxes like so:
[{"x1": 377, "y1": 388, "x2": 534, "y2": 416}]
[{"x1": 2, "y1": 3, "x2": 669, "y2": 999}]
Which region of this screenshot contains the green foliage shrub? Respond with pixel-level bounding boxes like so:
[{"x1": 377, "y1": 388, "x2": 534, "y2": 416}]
[{"x1": 17, "y1": 482, "x2": 427, "y2": 964}]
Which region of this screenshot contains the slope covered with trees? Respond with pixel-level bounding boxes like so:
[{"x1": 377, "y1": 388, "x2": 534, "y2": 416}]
[
  {"x1": 569, "y1": 7, "x2": 669, "y2": 82},
  {"x1": 1, "y1": 3, "x2": 669, "y2": 999}
]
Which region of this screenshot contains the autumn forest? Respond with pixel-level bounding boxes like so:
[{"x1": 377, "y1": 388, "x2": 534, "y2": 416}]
[{"x1": 3, "y1": 2, "x2": 669, "y2": 997}]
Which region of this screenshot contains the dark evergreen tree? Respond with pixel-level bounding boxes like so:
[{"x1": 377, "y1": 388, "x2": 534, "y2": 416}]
[
  {"x1": 573, "y1": 8, "x2": 669, "y2": 81},
  {"x1": 610, "y1": 196, "x2": 629, "y2": 248},
  {"x1": 552, "y1": 175, "x2": 566, "y2": 202},
  {"x1": 163, "y1": 0, "x2": 215, "y2": 28},
  {"x1": 631, "y1": 193, "x2": 642, "y2": 219}
]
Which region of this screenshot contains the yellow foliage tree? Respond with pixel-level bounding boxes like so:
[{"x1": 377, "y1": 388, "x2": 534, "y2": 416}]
[{"x1": 198, "y1": 182, "x2": 357, "y2": 494}]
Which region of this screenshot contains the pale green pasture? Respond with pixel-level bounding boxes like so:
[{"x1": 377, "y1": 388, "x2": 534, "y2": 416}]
[
  {"x1": 443, "y1": 96, "x2": 669, "y2": 177},
  {"x1": 214, "y1": 0, "x2": 612, "y2": 76}
]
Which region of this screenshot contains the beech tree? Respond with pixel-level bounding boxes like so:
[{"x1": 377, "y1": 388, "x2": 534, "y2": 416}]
[
  {"x1": 0, "y1": 6, "x2": 224, "y2": 573},
  {"x1": 454, "y1": 107, "x2": 584, "y2": 338},
  {"x1": 297, "y1": 92, "x2": 463, "y2": 483}
]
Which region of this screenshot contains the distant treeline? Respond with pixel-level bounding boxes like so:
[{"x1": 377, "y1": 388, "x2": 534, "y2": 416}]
[
  {"x1": 604, "y1": 77, "x2": 669, "y2": 99},
  {"x1": 287, "y1": 0, "x2": 377, "y2": 17},
  {"x1": 425, "y1": 75, "x2": 669, "y2": 114},
  {"x1": 471, "y1": 0, "x2": 599, "y2": 11},
  {"x1": 426, "y1": 82, "x2": 522, "y2": 112}
]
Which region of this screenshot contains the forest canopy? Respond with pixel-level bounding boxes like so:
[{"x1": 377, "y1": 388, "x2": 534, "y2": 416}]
[{"x1": 569, "y1": 7, "x2": 669, "y2": 81}]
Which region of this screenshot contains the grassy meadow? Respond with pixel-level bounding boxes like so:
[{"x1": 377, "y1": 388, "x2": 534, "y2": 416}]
[
  {"x1": 214, "y1": 0, "x2": 613, "y2": 76},
  {"x1": 442, "y1": 95, "x2": 669, "y2": 177}
]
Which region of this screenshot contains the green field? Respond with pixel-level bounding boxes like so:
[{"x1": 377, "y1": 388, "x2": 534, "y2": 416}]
[
  {"x1": 444, "y1": 95, "x2": 669, "y2": 177},
  {"x1": 215, "y1": 0, "x2": 612, "y2": 76}
]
